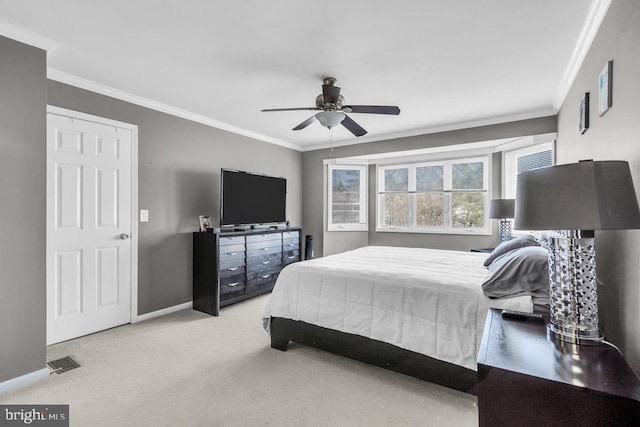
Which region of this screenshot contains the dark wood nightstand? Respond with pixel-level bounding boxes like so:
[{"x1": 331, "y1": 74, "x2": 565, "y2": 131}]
[{"x1": 477, "y1": 308, "x2": 640, "y2": 426}]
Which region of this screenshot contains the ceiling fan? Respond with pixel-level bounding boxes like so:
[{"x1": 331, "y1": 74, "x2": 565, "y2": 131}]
[{"x1": 261, "y1": 77, "x2": 400, "y2": 137}]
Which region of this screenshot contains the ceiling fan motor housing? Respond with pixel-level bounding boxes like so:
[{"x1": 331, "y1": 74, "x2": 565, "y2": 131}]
[{"x1": 316, "y1": 94, "x2": 344, "y2": 109}]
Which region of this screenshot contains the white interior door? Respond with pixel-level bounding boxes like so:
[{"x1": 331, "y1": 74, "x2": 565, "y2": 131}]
[{"x1": 47, "y1": 109, "x2": 136, "y2": 345}]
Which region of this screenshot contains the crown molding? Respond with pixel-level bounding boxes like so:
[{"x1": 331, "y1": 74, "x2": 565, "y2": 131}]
[
  {"x1": 553, "y1": 0, "x2": 612, "y2": 111},
  {"x1": 0, "y1": 20, "x2": 59, "y2": 52},
  {"x1": 47, "y1": 68, "x2": 303, "y2": 152}
]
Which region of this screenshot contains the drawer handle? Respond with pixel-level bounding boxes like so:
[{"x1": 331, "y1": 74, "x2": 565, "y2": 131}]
[
  {"x1": 228, "y1": 267, "x2": 239, "y2": 271},
  {"x1": 227, "y1": 282, "x2": 240, "y2": 287},
  {"x1": 287, "y1": 255, "x2": 296, "y2": 259},
  {"x1": 261, "y1": 247, "x2": 270, "y2": 251},
  {"x1": 228, "y1": 252, "x2": 237, "y2": 256},
  {"x1": 227, "y1": 237, "x2": 237, "y2": 240},
  {"x1": 287, "y1": 244, "x2": 295, "y2": 247},
  {"x1": 260, "y1": 274, "x2": 271, "y2": 279},
  {"x1": 261, "y1": 260, "x2": 270, "y2": 264}
]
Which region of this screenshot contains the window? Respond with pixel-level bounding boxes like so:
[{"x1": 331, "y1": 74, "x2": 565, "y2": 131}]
[
  {"x1": 327, "y1": 164, "x2": 367, "y2": 231},
  {"x1": 503, "y1": 141, "x2": 555, "y2": 199},
  {"x1": 377, "y1": 156, "x2": 490, "y2": 234}
]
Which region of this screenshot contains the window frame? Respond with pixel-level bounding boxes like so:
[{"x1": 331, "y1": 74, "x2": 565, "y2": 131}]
[
  {"x1": 327, "y1": 164, "x2": 368, "y2": 232},
  {"x1": 502, "y1": 141, "x2": 555, "y2": 200},
  {"x1": 376, "y1": 155, "x2": 491, "y2": 235}
]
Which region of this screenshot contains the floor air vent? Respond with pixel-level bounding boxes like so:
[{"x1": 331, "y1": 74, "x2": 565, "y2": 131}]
[{"x1": 47, "y1": 356, "x2": 80, "y2": 374}]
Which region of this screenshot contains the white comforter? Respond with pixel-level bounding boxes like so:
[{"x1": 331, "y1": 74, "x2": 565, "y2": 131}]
[{"x1": 262, "y1": 246, "x2": 533, "y2": 371}]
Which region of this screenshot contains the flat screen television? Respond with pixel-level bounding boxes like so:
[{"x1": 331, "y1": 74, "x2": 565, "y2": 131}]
[{"x1": 220, "y1": 169, "x2": 287, "y2": 227}]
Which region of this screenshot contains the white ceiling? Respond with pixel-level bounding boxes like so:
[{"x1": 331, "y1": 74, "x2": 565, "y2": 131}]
[{"x1": 0, "y1": 1, "x2": 608, "y2": 151}]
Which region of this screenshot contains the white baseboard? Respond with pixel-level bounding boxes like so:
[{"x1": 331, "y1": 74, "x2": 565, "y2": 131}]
[
  {"x1": 0, "y1": 368, "x2": 49, "y2": 395},
  {"x1": 136, "y1": 301, "x2": 193, "y2": 323}
]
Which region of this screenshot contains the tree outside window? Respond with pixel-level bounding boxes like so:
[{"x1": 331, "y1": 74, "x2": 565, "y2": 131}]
[{"x1": 377, "y1": 157, "x2": 489, "y2": 234}]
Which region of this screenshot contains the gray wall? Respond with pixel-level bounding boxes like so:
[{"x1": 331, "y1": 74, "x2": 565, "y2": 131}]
[
  {"x1": 47, "y1": 81, "x2": 302, "y2": 315},
  {"x1": 0, "y1": 37, "x2": 47, "y2": 382},
  {"x1": 302, "y1": 116, "x2": 557, "y2": 256},
  {"x1": 556, "y1": 0, "x2": 640, "y2": 373}
]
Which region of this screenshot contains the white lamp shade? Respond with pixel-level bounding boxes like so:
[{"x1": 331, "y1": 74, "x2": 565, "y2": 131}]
[{"x1": 315, "y1": 111, "x2": 345, "y2": 128}]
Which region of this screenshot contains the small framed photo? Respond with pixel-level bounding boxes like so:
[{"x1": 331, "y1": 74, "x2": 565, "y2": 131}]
[
  {"x1": 598, "y1": 60, "x2": 613, "y2": 116},
  {"x1": 198, "y1": 215, "x2": 211, "y2": 232},
  {"x1": 579, "y1": 92, "x2": 589, "y2": 134}
]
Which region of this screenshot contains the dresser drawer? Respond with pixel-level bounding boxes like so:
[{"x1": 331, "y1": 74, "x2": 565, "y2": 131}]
[
  {"x1": 247, "y1": 255, "x2": 282, "y2": 272},
  {"x1": 282, "y1": 230, "x2": 300, "y2": 240},
  {"x1": 219, "y1": 235, "x2": 245, "y2": 246},
  {"x1": 246, "y1": 266, "x2": 281, "y2": 281},
  {"x1": 220, "y1": 280, "x2": 245, "y2": 298},
  {"x1": 246, "y1": 275, "x2": 278, "y2": 294},
  {"x1": 220, "y1": 272, "x2": 245, "y2": 287},
  {"x1": 282, "y1": 238, "x2": 299, "y2": 250},
  {"x1": 246, "y1": 233, "x2": 281, "y2": 244},
  {"x1": 219, "y1": 243, "x2": 245, "y2": 255},
  {"x1": 219, "y1": 256, "x2": 245, "y2": 270},
  {"x1": 246, "y1": 239, "x2": 282, "y2": 251},
  {"x1": 283, "y1": 250, "x2": 300, "y2": 265},
  {"x1": 219, "y1": 265, "x2": 246, "y2": 279},
  {"x1": 246, "y1": 245, "x2": 282, "y2": 257}
]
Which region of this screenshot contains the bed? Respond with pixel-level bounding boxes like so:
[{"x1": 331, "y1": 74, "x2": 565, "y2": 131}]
[{"x1": 262, "y1": 242, "x2": 548, "y2": 392}]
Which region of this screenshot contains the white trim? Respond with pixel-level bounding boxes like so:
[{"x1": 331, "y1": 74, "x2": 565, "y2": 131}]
[
  {"x1": 45, "y1": 105, "x2": 140, "y2": 331},
  {"x1": 502, "y1": 140, "x2": 556, "y2": 199},
  {"x1": 136, "y1": 301, "x2": 193, "y2": 323},
  {"x1": 553, "y1": 0, "x2": 612, "y2": 110},
  {"x1": 130, "y1": 127, "x2": 140, "y2": 324},
  {"x1": 47, "y1": 105, "x2": 137, "y2": 130},
  {"x1": 323, "y1": 158, "x2": 369, "y2": 166},
  {"x1": 301, "y1": 108, "x2": 555, "y2": 152},
  {"x1": 47, "y1": 69, "x2": 302, "y2": 152},
  {"x1": 0, "y1": 368, "x2": 49, "y2": 395},
  {"x1": 494, "y1": 133, "x2": 557, "y2": 153},
  {"x1": 322, "y1": 133, "x2": 557, "y2": 166},
  {"x1": 0, "y1": 20, "x2": 59, "y2": 52},
  {"x1": 375, "y1": 227, "x2": 492, "y2": 236},
  {"x1": 376, "y1": 155, "x2": 492, "y2": 235},
  {"x1": 327, "y1": 164, "x2": 368, "y2": 232}
]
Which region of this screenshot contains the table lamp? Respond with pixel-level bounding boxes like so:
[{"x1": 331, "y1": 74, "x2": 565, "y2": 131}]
[
  {"x1": 489, "y1": 199, "x2": 515, "y2": 243},
  {"x1": 514, "y1": 160, "x2": 640, "y2": 344}
]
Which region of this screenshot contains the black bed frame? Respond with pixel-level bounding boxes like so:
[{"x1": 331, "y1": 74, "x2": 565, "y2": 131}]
[{"x1": 269, "y1": 317, "x2": 478, "y2": 393}]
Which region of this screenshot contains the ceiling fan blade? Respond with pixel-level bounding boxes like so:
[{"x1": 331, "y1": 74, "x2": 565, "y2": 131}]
[
  {"x1": 343, "y1": 105, "x2": 400, "y2": 115},
  {"x1": 292, "y1": 115, "x2": 317, "y2": 131},
  {"x1": 261, "y1": 107, "x2": 321, "y2": 112},
  {"x1": 341, "y1": 114, "x2": 367, "y2": 137},
  {"x1": 322, "y1": 84, "x2": 341, "y2": 105}
]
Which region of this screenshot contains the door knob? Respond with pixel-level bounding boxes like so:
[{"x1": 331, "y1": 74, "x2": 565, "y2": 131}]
[{"x1": 120, "y1": 233, "x2": 130, "y2": 240}]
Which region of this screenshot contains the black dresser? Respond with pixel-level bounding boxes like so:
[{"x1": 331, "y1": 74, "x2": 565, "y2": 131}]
[{"x1": 193, "y1": 228, "x2": 301, "y2": 316}]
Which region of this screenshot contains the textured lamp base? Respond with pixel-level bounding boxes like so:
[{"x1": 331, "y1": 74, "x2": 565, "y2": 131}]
[
  {"x1": 498, "y1": 219, "x2": 512, "y2": 243},
  {"x1": 547, "y1": 230, "x2": 603, "y2": 345}
]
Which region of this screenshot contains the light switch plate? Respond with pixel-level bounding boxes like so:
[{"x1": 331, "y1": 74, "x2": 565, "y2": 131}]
[{"x1": 140, "y1": 209, "x2": 149, "y2": 222}]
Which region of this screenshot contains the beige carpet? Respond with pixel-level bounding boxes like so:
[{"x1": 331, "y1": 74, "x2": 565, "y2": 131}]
[{"x1": 0, "y1": 294, "x2": 478, "y2": 426}]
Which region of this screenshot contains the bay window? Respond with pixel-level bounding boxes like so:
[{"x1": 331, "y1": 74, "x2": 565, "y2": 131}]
[{"x1": 377, "y1": 156, "x2": 490, "y2": 234}]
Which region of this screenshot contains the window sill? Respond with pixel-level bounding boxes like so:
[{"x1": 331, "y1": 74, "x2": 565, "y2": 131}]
[
  {"x1": 376, "y1": 227, "x2": 491, "y2": 236},
  {"x1": 327, "y1": 225, "x2": 369, "y2": 232}
]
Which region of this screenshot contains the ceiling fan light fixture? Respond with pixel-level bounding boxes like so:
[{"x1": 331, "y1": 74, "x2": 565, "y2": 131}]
[{"x1": 315, "y1": 111, "x2": 345, "y2": 129}]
